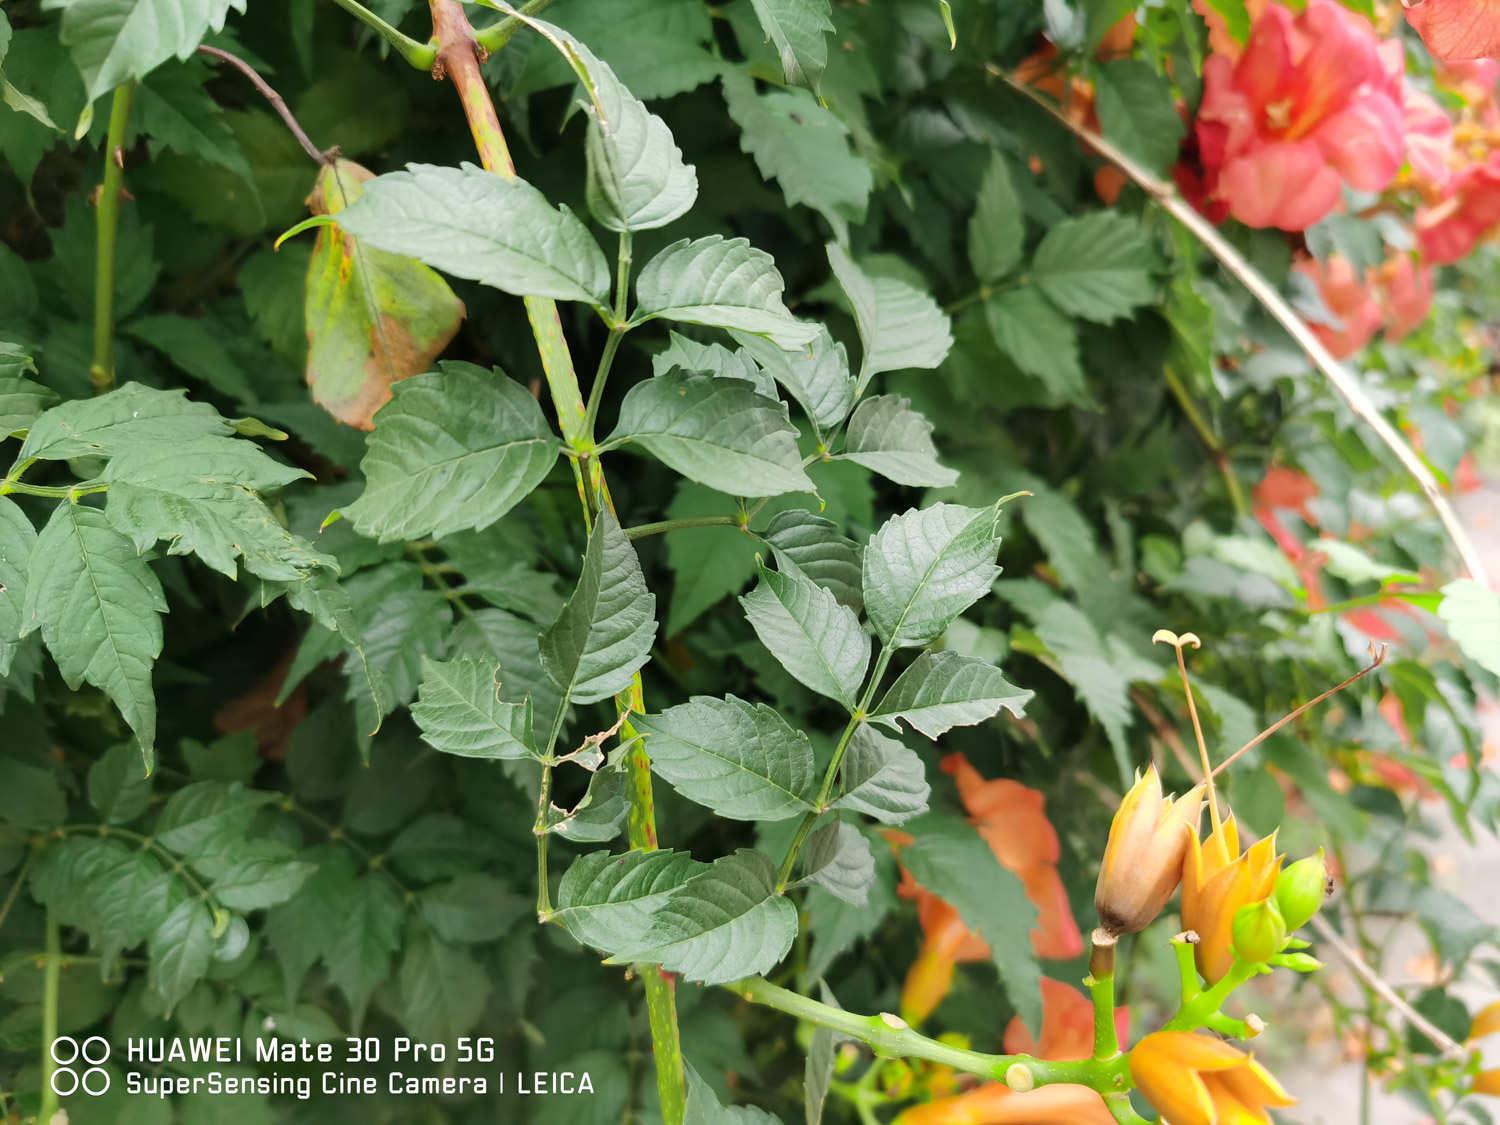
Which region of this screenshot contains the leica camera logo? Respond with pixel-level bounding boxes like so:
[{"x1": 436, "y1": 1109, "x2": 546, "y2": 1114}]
[{"x1": 49, "y1": 1036, "x2": 111, "y2": 1096}]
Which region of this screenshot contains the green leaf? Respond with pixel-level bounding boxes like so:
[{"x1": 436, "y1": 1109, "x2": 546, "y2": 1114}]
[
  {"x1": 722, "y1": 69, "x2": 871, "y2": 232},
  {"x1": 623, "y1": 849, "x2": 797, "y2": 984},
  {"x1": 826, "y1": 242, "x2": 952, "y2": 393},
  {"x1": 687, "y1": 1064, "x2": 784, "y2": 1123},
  {"x1": 0, "y1": 374, "x2": 58, "y2": 438},
  {"x1": 549, "y1": 767, "x2": 629, "y2": 844},
  {"x1": 1032, "y1": 599, "x2": 1137, "y2": 779},
  {"x1": 21, "y1": 504, "x2": 166, "y2": 768},
  {"x1": 410, "y1": 655, "x2": 535, "y2": 760},
  {"x1": 303, "y1": 160, "x2": 466, "y2": 429},
  {"x1": 18, "y1": 382, "x2": 228, "y2": 463},
  {"x1": 0, "y1": 496, "x2": 36, "y2": 677},
  {"x1": 343, "y1": 363, "x2": 559, "y2": 542},
  {"x1": 607, "y1": 372, "x2": 814, "y2": 497},
  {"x1": 102, "y1": 437, "x2": 332, "y2": 582},
  {"x1": 540, "y1": 508, "x2": 657, "y2": 708},
  {"x1": 983, "y1": 287, "x2": 1085, "y2": 401},
  {"x1": 900, "y1": 813, "x2": 1040, "y2": 1030},
  {"x1": 740, "y1": 563, "x2": 869, "y2": 710},
  {"x1": 395, "y1": 924, "x2": 492, "y2": 1045},
  {"x1": 634, "y1": 235, "x2": 817, "y2": 348},
  {"x1": 797, "y1": 820, "x2": 873, "y2": 905},
  {"x1": 830, "y1": 725, "x2": 929, "y2": 825},
  {"x1": 761, "y1": 509, "x2": 862, "y2": 613},
  {"x1": 328, "y1": 163, "x2": 610, "y2": 307},
  {"x1": 154, "y1": 782, "x2": 274, "y2": 854},
  {"x1": 52, "y1": 0, "x2": 246, "y2": 101},
  {"x1": 554, "y1": 849, "x2": 707, "y2": 955},
  {"x1": 325, "y1": 873, "x2": 405, "y2": 1025},
  {"x1": 0, "y1": 757, "x2": 65, "y2": 830},
  {"x1": 135, "y1": 59, "x2": 250, "y2": 176},
  {"x1": 450, "y1": 607, "x2": 561, "y2": 736},
  {"x1": 635, "y1": 695, "x2": 817, "y2": 821},
  {"x1": 125, "y1": 314, "x2": 254, "y2": 401},
  {"x1": 516, "y1": 0, "x2": 719, "y2": 101},
  {"x1": 208, "y1": 849, "x2": 313, "y2": 911},
  {"x1": 87, "y1": 741, "x2": 153, "y2": 823},
  {"x1": 870, "y1": 651, "x2": 1031, "y2": 739},
  {"x1": 1031, "y1": 212, "x2": 1157, "y2": 323},
  {"x1": 1095, "y1": 60, "x2": 1185, "y2": 176},
  {"x1": 969, "y1": 153, "x2": 1025, "y2": 284},
  {"x1": 837, "y1": 395, "x2": 957, "y2": 488},
  {"x1": 419, "y1": 874, "x2": 529, "y2": 943},
  {"x1": 730, "y1": 328, "x2": 855, "y2": 431},
  {"x1": 147, "y1": 899, "x2": 215, "y2": 1011},
  {"x1": 654, "y1": 332, "x2": 770, "y2": 394},
  {"x1": 32, "y1": 837, "x2": 178, "y2": 972},
  {"x1": 746, "y1": 0, "x2": 833, "y2": 92},
  {"x1": 863, "y1": 503, "x2": 1003, "y2": 649},
  {"x1": 1439, "y1": 580, "x2": 1500, "y2": 678}
]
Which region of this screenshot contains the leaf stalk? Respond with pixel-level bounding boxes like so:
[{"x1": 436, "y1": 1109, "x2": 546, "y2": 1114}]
[{"x1": 90, "y1": 82, "x2": 136, "y2": 396}]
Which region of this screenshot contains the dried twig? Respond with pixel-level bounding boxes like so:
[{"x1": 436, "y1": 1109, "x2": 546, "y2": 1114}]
[{"x1": 197, "y1": 45, "x2": 333, "y2": 166}]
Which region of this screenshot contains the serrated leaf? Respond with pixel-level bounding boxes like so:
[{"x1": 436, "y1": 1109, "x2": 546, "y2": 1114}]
[
  {"x1": 623, "y1": 849, "x2": 797, "y2": 984},
  {"x1": 419, "y1": 874, "x2": 529, "y2": 943},
  {"x1": 103, "y1": 437, "x2": 332, "y2": 582},
  {"x1": 969, "y1": 153, "x2": 1025, "y2": 283},
  {"x1": 154, "y1": 781, "x2": 274, "y2": 854},
  {"x1": 831, "y1": 725, "x2": 929, "y2": 825},
  {"x1": 395, "y1": 924, "x2": 491, "y2": 1045},
  {"x1": 900, "y1": 813, "x2": 1040, "y2": 1031},
  {"x1": 0, "y1": 496, "x2": 36, "y2": 677},
  {"x1": 826, "y1": 242, "x2": 952, "y2": 393},
  {"x1": 0, "y1": 373, "x2": 58, "y2": 438},
  {"x1": 32, "y1": 836, "x2": 179, "y2": 971},
  {"x1": 636, "y1": 695, "x2": 817, "y2": 821},
  {"x1": 328, "y1": 162, "x2": 610, "y2": 306},
  {"x1": 18, "y1": 382, "x2": 229, "y2": 463},
  {"x1": 21, "y1": 504, "x2": 165, "y2": 767},
  {"x1": 870, "y1": 651, "x2": 1031, "y2": 739},
  {"x1": 983, "y1": 287, "x2": 1086, "y2": 401},
  {"x1": 449, "y1": 607, "x2": 561, "y2": 735},
  {"x1": 550, "y1": 766, "x2": 629, "y2": 844},
  {"x1": 607, "y1": 371, "x2": 814, "y2": 497},
  {"x1": 554, "y1": 849, "x2": 706, "y2": 954},
  {"x1": 1032, "y1": 599, "x2": 1136, "y2": 781},
  {"x1": 126, "y1": 314, "x2": 254, "y2": 401},
  {"x1": 655, "y1": 332, "x2": 771, "y2": 395},
  {"x1": 838, "y1": 395, "x2": 957, "y2": 488},
  {"x1": 147, "y1": 898, "x2": 215, "y2": 1011},
  {"x1": 1031, "y1": 212, "x2": 1156, "y2": 323},
  {"x1": 304, "y1": 160, "x2": 466, "y2": 428},
  {"x1": 326, "y1": 873, "x2": 406, "y2": 1026},
  {"x1": 541, "y1": 508, "x2": 656, "y2": 709},
  {"x1": 747, "y1": 0, "x2": 833, "y2": 91},
  {"x1": 634, "y1": 235, "x2": 817, "y2": 348},
  {"x1": 722, "y1": 69, "x2": 871, "y2": 232},
  {"x1": 208, "y1": 851, "x2": 313, "y2": 911},
  {"x1": 0, "y1": 758, "x2": 65, "y2": 830},
  {"x1": 807, "y1": 846, "x2": 896, "y2": 978},
  {"x1": 761, "y1": 509, "x2": 862, "y2": 613},
  {"x1": 1095, "y1": 60, "x2": 1185, "y2": 176},
  {"x1": 87, "y1": 741, "x2": 153, "y2": 823},
  {"x1": 687, "y1": 1064, "x2": 784, "y2": 1123},
  {"x1": 343, "y1": 363, "x2": 559, "y2": 542},
  {"x1": 798, "y1": 821, "x2": 873, "y2": 905},
  {"x1": 1439, "y1": 579, "x2": 1500, "y2": 678},
  {"x1": 135, "y1": 58, "x2": 250, "y2": 176},
  {"x1": 410, "y1": 655, "x2": 535, "y2": 760},
  {"x1": 730, "y1": 328, "x2": 854, "y2": 431},
  {"x1": 740, "y1": 563, "x2": 869, "y2": 709},
  {"x1": 52, "y1": 0, "x2": 246, "y2": 101},
  {"x1": 514, "y1": 0, "x2": 719, "y2": 101},
  {"x1": 863, "y1": 503, "x2": 1003, "y2": 648}
]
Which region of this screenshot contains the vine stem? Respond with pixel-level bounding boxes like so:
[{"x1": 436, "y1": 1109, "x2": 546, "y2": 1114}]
[
  {"x1": 419, "y1": 4, "x2": 685, "y2": 1119},
  {"x1": 197, "y1": 46, "x2": 332, "y2": 166},
  {"x1": 38, "y1": 911, "x2": 59, "y2": 1123},
  {"x1": 1087, "y1": 931, "x2": 1120, "y2": 1060},
  {"x1": 89, "y1": 82, "x2": 136, "y2": 396},
  {"x1": 625, "y1": 515, "x2": 739, "y2": 540},
  {"x1": 326, "y1": 0, "x2": 437, "y2": 68},
  {"x1": 727, "y1": 976, "x2": 1122, "y2": 1090},
  {"x1": 993, "y1": 69, "x2": 1491, "y2": 587}
]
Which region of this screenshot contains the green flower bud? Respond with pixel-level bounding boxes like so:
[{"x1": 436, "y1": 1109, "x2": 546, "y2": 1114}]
[
  {"x1": 1232, "y1": 898, "x2": 1287, "y2": 964},
  {"x1": 1275, "y1": 850, "x2": 1329, "y2": 931}
]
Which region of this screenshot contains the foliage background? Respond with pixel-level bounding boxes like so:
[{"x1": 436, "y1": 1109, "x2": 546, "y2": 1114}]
[{"x1": 0, "y1": 0, "x2": 1498, "y2": 1122}]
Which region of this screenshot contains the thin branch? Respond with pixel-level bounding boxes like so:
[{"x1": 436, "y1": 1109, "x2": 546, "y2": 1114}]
[
  {"x1": 90, "y1": 82, "x2": 136, "y2": 395},
  {"x1": 326, "y1": 0, "x2": 437, "y2": 69},
  {"x1": 1212, "y1": 644, "x2": 1387, "y2": 777},
  {"x1": 994, "y1": 69, "x2": 1491, "y2": 587},
  {"x1": 625, "y1": 515, "x2": 739, "y2": 540},
  {"x1": 198, "y1": 46, "x2": 332, "y2": 166}
]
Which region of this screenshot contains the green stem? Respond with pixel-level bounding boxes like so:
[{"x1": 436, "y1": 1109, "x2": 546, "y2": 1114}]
[
  {"x1": 38, "y1": 912, "x2": 59, "y2": 1123},
  {"x1": 775, "y1": 646, "x2": 893, "y2": 889},
  {"x1": 1163, "y1": 366, "x2": 1249, "y2": 518},
  {"x1": 54, "y1": 825, "x2": 215, "y2": 904},
  {"x1": 473, "y1": 0, "x2": 555, "y2": 53},
  {"x1": 729, "y1": 977, "x2": 1124, "y2": 1090},
  {"x1": 1164, "y1": 959, "x2": 1257, "y2": 1031},
  {"x1": 533, "y1": 700, "x2": 569, "y2": 920},
  {"x1": 327, "y1": 0, "x2": 438, "y2": 68},
  {"x1": 582, "y1": 232, "x2": 634, "y2": 439},
  {"x1": 1172, "y1": 936, "x2": 1201, "y2": 1006},
  {"x1": 0, "y1": 479, "x2": 108, "y2": 500},
  {"x1": 90, "y1": 82, "x2": 136, "y2": 396},
  {"x1": 0, "y1": 850, "x2": 34, "y2": 935},
  {"x1": 1089, "y1": 970, "x2": 1119, "y2": 1060},
  {"x1": 1104, "y1": 1091, "x2": 1151, "y2": 1125},
  {"x1": 625, "y1": 515, "x2": 740, "y2": 540}
]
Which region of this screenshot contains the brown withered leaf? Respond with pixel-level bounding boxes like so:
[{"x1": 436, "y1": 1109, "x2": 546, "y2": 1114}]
[{"x1": 303, "y1": 159, "x2": 465, "y2": 429}]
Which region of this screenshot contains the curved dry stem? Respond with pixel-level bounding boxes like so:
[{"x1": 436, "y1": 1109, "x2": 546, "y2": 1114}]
[{"x1": 994, "y1": 69, "x2": 1490, "y2": 587}]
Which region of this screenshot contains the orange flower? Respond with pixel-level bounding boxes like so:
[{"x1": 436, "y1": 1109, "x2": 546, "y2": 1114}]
[
  {"x1": 1129, "y1": 1031, "x2": 1296, "y2": 1125},
  {"x1": 1471, "y1": 1000, "x2": 1500, "y2": 1042},
  {"x1": 1181, "y1": 819, "x2": 1283, "y2": 983},
  {"x1": 1477, "y1": 1069, "x2": 1500, "y2": 1097},
  {"x1": 1095, "y1": 766, "x2": 1204, "y2": 935},
  {"x1": 896, "y1": 758, "x2": 1084, "y2": 1025}
]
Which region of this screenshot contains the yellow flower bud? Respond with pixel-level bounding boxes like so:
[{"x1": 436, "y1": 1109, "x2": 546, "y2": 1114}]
[{"x1": 1094, "y1": 766, "x2": 1205, "y2": 935}]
